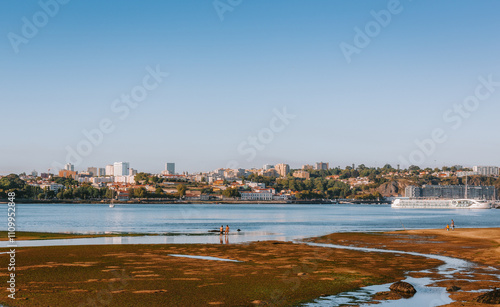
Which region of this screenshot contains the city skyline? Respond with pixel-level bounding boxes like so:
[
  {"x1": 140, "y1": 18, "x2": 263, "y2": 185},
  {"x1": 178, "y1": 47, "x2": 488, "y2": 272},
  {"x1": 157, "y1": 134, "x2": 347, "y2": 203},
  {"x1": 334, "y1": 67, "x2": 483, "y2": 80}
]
[
  {"x1": 5, "y1": 160, "x2": 498, "y2": 177},
  {"x1": 2, "y1": 1, "x2": 500, "y2": 174}
]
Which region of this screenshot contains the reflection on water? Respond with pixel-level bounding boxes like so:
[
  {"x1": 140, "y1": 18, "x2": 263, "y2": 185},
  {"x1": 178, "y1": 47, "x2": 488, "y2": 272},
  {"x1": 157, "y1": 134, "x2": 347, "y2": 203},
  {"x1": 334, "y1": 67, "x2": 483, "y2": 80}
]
[
  {"x1": 168, "y1": 254, "x2": 242, "y2": 262},
  {"x1": 219, "y1": 233, "x2": 230, "y2": 245},
  {"x1": 1, "y1": 204, "x2": 499, "y2": 248},
  {"x1": 0, "y1": 231, "x2": 284, "y2": 248},
  {"x1": 303, "y1": 243, "x2": 480, "y2": 307},
  {"x1": 3, "y1": 204, "x2": 499, "y2": 240},
  {"x1": 307, "y1": 275, "x2": 452, "y2": 307}
]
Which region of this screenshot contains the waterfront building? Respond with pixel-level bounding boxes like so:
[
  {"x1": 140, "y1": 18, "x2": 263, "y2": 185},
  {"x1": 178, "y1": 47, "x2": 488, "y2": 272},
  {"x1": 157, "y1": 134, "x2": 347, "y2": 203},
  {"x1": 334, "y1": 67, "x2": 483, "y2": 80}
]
[
  {"x1": 473, "y1": 166, "x2": 499, "y2": 176},
  {"x1": 405, "y1": 185, "x2": 497, "y2": 200},
  {"x1": 240, "y1": 188, "x2": 275, "y2": 201},
  {"x1": 117, "y1": 190, "x2": 130, "y2": 201},
  {"x1": 275, "y1": 163, "x2": 290, "y2": 177},
  {"x1": 114, "y1": 162, "x2": 130, "y2": 176}
]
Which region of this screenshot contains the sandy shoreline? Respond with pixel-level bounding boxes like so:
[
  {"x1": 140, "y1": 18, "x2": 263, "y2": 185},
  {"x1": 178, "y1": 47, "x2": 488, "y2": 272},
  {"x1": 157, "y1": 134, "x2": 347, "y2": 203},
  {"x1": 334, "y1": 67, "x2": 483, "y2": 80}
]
[{"x1": 0, "y1": 228, "x2": 498, "y2": 306}]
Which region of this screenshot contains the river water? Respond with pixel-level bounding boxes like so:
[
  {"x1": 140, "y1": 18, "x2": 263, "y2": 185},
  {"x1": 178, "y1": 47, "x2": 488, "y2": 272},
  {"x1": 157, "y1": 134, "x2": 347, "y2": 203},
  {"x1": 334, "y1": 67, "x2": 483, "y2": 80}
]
[
  {"x1": 2, "y1": 203, "x2": 498, "y2": 306},
  {"x1": 1, "y1": 203, "x2": 499, "y2": 246}
]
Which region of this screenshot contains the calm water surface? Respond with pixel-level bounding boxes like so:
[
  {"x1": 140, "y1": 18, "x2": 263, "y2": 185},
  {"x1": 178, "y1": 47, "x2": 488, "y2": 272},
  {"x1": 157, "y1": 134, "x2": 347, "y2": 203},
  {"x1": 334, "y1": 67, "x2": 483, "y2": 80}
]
[{"x1": 2, "y1": 203, "x2": 499, "y2": 246}]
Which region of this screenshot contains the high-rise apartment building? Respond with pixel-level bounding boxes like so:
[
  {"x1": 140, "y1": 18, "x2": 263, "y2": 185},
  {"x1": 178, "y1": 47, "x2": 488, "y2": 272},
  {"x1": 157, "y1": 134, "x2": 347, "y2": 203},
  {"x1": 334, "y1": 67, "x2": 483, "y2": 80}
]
[
  {"x1": 64, "y1": 163, "x2": 74, "y2": 171},
  {"x1": 473, "y1": 166, "x2": 499, "y2": 176},
  {"x1": 165, "y1": 163, "x2": 175, "y2": 175},
  {"x1": 87, "y1": 167, "x2": 98, "y2": 177},
  {"x1": 315, "y1": 162, "x2": 329, "y2": 171},
  {"x1": 105, "y1": 165, "x2": 114, "y2": 176},
  {"x1": 98, "y1": 168, "x2": 106, "y2": 177},
  {"x1": 263, "y1": 164, "x2": 274, "y2": 170},
  {"x1": 114, "y1": 162, "x2": 130, "y2": 176},
  {"x1": 275, "y1": 163, "x2": 290, "y2": 177}
]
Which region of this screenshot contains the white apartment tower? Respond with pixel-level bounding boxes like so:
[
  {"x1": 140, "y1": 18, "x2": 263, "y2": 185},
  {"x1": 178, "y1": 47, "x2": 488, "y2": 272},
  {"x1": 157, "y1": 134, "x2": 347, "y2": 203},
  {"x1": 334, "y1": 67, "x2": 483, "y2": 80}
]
[
  {"x1": 113, "y1": 162, "x2": 130, "y2": 176},
  {"x1": 64, "y1": 163, "x2": 74, "y2": 171},
  {"x1": 105, "y1": 164, "x2": 114, "y2": 176}
]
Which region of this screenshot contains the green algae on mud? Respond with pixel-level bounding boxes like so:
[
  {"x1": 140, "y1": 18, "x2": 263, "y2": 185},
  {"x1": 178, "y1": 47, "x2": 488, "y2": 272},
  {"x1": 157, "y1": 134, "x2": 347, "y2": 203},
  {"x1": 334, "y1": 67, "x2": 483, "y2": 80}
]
[{"x1": 0, "y1": 239, "x2": 441, "y2": 307}]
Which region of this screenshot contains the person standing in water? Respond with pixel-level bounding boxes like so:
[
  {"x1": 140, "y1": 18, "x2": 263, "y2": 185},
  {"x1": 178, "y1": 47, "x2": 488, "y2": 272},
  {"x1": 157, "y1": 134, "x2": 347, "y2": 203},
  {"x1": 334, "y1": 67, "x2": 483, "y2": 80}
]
[
  {"x1": 225, "y1": 225, "x2": 229, "y2": 235},
  {"x1": 220, "y1": 225, "x2": 224, "y2": 235},
  {"x1": 451, "y1": 219, "x2": 455, "y2": 231}
]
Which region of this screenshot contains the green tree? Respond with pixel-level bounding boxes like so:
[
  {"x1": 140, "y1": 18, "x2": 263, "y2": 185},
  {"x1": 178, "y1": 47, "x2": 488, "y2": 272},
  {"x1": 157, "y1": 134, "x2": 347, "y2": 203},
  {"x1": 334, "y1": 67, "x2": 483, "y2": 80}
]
[
  {"x1": 201, "y1": 188, "x2": 213, "y2": 194},
  {"x1": 408, "y1": 165, "x2": 420, "y2": 171},
  {"x1": 222, "y1": 187, "x2": 240, "y2": 198},
  {"x1": 134, "y1": 187, "x2": 147, "y2": 198},
  {"x1": 63, "y1": 189, "x2": 74, "y2": 199},
  {"x1": 0, "y1": 174, "x2": 25, "y2": 198},
  {"x1": 134, "y1": 172, "x2": 149, "y2": 184},
  {"x1": 176, "y1": 184, "x2": 187, "y2": 197},
  {"x1": 105, "y1": 188, "x2": 115, "y2": 199},
  {"x1": 314, "y1": 178, "x2": 325, "y2": 192}
]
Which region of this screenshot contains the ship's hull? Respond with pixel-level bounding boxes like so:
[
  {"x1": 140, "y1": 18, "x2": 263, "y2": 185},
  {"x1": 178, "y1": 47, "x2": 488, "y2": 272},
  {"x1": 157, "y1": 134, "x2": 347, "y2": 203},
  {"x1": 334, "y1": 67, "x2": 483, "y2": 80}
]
[{"x1": 392, "y1": 198, "x2": 491, "y2": 209}]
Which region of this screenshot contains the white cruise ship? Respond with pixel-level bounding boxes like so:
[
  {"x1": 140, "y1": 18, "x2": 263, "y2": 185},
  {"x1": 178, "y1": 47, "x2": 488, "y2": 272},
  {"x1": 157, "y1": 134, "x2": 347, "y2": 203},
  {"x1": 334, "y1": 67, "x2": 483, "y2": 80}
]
[{"x1": 392, "y1": 198, "x2": 491, "y2": 209}]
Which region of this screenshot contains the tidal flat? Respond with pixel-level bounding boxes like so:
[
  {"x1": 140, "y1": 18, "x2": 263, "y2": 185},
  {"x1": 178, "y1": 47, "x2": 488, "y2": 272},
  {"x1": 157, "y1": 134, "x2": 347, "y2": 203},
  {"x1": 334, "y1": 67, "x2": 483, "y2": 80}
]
[{"x1": 0, "y1": 228, "x2": 498, "y2": 306}]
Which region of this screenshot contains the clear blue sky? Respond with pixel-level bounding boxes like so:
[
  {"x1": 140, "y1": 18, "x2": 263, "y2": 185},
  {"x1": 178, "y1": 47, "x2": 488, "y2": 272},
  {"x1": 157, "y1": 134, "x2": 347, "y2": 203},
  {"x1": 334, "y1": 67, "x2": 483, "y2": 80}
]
[{"x1": 1, "y1": 0, "x2": 500, "y2": 174}]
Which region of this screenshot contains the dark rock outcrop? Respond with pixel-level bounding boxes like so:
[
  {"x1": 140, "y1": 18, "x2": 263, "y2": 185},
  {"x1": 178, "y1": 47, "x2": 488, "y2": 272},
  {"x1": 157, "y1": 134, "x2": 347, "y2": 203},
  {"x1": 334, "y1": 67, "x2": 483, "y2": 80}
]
[
  {"x1": 474, "y1": 288, "x2": 500, "y2": 304},
  {"x1": 377, "y1": 181, "x2": 399, "y2": 197},
  {"x1": 446, "y1": 285, "x2": 461, "y2": 292},
  {"x1": 389, "y1": 281, "x2": 417, "y2": 297}
]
